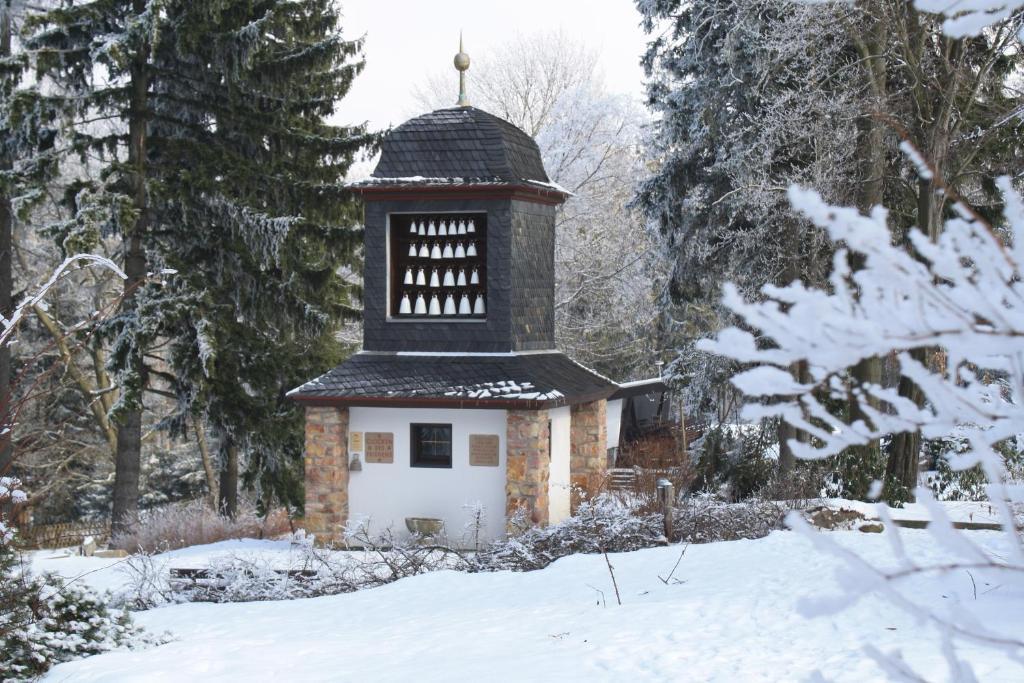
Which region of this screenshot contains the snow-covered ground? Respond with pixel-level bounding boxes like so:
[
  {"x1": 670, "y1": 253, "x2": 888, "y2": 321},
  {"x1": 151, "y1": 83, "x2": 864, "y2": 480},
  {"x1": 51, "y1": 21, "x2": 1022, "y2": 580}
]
[
  {"x1": 823, "y1": 498, "x2": 1005, "y2": 525},
  {"x1": 33, "y1": 529, "x2": 1024, "y2": 682}
]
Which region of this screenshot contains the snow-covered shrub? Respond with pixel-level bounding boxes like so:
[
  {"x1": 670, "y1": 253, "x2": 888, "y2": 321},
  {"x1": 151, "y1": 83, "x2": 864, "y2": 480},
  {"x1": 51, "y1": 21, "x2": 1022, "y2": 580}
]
[
  {"x1": 673, "y1": 494, "x2": 788, "y2": 544},
  {"x1": 1, "y1": 560, "x2": 140, "y2": 680},
  {"x1": 110, "y1": 499, "x2": 290, "y2": 553},
  {"x1": 691, "y1": 423, "x2": 778, "y2": 500},
  {"x1": 114, "y1": 528, "x2": 462, "y2": 608},
  {"x1": 475, "y1": 494, "x2": 665, "y2": 571},
  {"x1": 924, "y1": 435, "x2": 1024, "y2": 501},
  {"x1": 1, "y1": 481, "x2": 154, "y2": 680}
]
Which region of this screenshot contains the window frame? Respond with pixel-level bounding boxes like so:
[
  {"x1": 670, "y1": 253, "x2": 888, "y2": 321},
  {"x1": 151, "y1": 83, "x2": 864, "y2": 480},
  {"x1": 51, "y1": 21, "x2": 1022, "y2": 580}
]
[{"x1": 409, "y1": 423, "x2": 454, "y2": 469}]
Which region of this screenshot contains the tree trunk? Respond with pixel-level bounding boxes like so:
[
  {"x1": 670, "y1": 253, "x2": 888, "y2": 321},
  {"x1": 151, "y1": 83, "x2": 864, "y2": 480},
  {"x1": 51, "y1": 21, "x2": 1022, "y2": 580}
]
[
  {"x1": 111, "y1": 15, "x2": 149, "y2": 535},
  {"x1": 777, "y1": 419, "x2": 796, "y2": 476},
  {"x1": 844, "y1": 5, "x2": 887, "y2": 499},
  {"x1": 219, "y1": 441, "x2": 239, "y2": 519},
  {"x1": 192, "y1": 414, "x2": 218, "y2": 509},
  {"x1": 885, "y1": 175, "x2": 939, "y2": 502},
  {"x1": 885, "y1": 349, "x2": 926, "y2": 499},
  {"x1": 0, "y1": 2, "x2": 13, "y2": 474}
]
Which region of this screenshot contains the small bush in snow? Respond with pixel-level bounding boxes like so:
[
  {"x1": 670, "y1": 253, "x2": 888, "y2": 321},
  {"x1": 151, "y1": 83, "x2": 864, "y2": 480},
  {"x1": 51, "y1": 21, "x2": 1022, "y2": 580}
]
[
  {"x1": 673, "y1": 494, "x2": 788, "y2": 544},
  {"x1": 1, "y1": 559, "x2": 141, "y2": 681},
  {"x1": 475, "y1": 495, "x2": 666, "y2": 571},
  {"x1": 110, "y1": 499, "x2": 291, "y2": 553},
  {"x1": 1, "y1": 483, "x2": 155, "y2": 680}
]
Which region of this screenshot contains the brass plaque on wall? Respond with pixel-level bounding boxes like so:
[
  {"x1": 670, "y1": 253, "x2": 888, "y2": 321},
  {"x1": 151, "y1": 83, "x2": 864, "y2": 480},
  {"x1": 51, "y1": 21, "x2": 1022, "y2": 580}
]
[
  {"x1": 365, "y1": 432, "x2": 394, "y2": 464},
  {"x1": 349, "y1": 431, "x2": 363, "y2": 453},
  {"x1": 469, "y1": 434, "x2": 500, "y2": 466}
]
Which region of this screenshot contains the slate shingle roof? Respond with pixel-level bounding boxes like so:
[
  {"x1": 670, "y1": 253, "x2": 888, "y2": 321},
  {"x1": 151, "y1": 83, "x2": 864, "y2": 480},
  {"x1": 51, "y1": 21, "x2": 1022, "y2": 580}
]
[
  {"x1": 369, "y1": 107, "x2": 549, "y2": 183},
  {"x1": 287, "y1": 352, "x2": 617, "y2": 408}
]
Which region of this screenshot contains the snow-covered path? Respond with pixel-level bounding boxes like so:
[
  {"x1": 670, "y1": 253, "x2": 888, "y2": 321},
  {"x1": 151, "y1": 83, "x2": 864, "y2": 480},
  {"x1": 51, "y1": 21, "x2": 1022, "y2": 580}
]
[{"x1": 41, "y1": 530, "x2": 1023, "y2": 682}]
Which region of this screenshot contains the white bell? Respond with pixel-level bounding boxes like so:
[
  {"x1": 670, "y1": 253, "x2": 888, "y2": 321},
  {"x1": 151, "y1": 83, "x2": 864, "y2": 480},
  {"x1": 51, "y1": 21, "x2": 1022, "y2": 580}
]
[
  {"x1": 459, "y1": 294, "x2": 472, "y2": 315},
  {"x1": 455, "y1": 242, "x2": 466, "y2": 258},
  {"x1": 443, "y1": 294, "x2": 456, "y2": 315},
  {"x1": 428, "y1": 294, "x2": 441, "y2": 316},
  {"x1": 439, "y1": 221, "x2": 448, "y2": 236},
  {"x1": 427, "y1": 221, "x2": 437, "y2": 236},
  {"x1": 467, "y1": 219, "x2": 476, "y2": 233},
  {"x1": 416, "y1": 268, "x2": 426, "y2": 286},
  {"x1": 408, "y1": 243, "x2": 417, "y2": 257},
  {"x1": 470, "y1": 268, "x2": 480, "y2": 285},
  {"x1": 409, "y1": 222, "x2": 417, "y2": 234},
  {"x1": 474, "y1": 294, "x2": 486, "y2": 315},
  {"x1": 414, "y1": 294, "x2": 427, "y2": 315},
  {"x1": 442, "y1": 242, "x2": 454, "y2": 259},
  {"x1": 429, "y1": 269, "x2": 440, "y2": 288},
  {"x1": 466, "y1": 241, "x2": 477, "y2": 257},
  {"x1": 457, "y1": 269, "x2": 467, "y2": 287},
  {"x1": 418, "y1": 222, "x2": 426, "y2": 236},
  {"x1": 431, "y1": 244, "x2": 442, "y2": 259},
  {"x1": 399, "y1": 294, "x2": 412, "y2": 314},
  {"x1": 404, "y1": 268, "x2": 414, "y2": 285},
  {"x1": 443, "y1": 269, "x2": 455, "y2": 287},
  {"x1": 419, "y1": 243, "x2": 429, "y2": 258},
  {"x1": 458, "y1": 220, "x2": 467, "y2": 235}
]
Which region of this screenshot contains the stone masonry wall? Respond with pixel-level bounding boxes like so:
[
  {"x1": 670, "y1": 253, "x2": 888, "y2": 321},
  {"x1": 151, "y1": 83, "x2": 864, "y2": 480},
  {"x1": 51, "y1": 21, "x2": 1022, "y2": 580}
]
[
  {"x1": 303, "y1": 406, "x2": 349, "y2": 543},
  {"x1": 570, "y1": 400, "x2": 608, "y2": 512},
  {"x1": 506, "y1": 409, "x2": 550, "y2": 531}
]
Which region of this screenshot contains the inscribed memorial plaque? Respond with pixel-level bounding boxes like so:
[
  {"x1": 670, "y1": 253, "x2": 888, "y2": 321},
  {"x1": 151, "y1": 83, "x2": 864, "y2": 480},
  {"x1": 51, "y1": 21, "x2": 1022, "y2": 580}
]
[
  {"x1": 365, "y1": 432, "x2": 394, "y2": 464},
  {"x1": 469, "y1": 434, "x2": 500, "y2": 466}
]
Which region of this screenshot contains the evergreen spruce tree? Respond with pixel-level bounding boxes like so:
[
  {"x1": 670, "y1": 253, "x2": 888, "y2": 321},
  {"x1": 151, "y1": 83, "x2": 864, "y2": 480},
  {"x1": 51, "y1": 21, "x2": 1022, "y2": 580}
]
[
  {"x1": 148, "y1": 0, "x2": 370, "y2": 514},
  {"x1": 27, "y1": 0, "x2": 371, "y2": 522}
]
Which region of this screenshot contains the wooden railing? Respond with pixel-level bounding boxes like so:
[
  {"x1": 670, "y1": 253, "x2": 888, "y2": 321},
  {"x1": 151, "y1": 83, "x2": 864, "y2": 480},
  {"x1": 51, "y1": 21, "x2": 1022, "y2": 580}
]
[{"x1": 16, "y1": 520, "x2": 111, "y2": 549}]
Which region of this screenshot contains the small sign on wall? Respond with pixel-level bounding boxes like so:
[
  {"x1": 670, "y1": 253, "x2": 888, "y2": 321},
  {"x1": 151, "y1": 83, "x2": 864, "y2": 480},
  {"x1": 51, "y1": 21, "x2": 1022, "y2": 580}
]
[
  {"x1": 350, "y1": 431, "x2": 363, "y2": 453},
  {"x1": 469, "y1": 434, "x2": 500, "y2": 467},
  {"x1": 365, "y1": 432, "x2": 394, "y2": 464}
]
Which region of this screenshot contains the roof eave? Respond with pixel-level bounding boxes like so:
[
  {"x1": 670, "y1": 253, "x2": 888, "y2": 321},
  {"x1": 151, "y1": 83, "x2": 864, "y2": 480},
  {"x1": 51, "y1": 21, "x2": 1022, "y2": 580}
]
[
  {"x1": 608, "y1": 379, "x2": 670, "y2": 401},
  {"x1": 347, "y1": 181, "x2": 569, "y2": 206},
  {"x1": 288, "y1": 386, "x2": 615, "y2": 411}
]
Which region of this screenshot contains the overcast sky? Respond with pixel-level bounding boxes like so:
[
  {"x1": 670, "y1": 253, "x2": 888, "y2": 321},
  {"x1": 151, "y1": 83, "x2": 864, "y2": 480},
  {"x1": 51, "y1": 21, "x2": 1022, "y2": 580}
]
[{"x1": 333, "y1": 0, "x2": 650, "y2": 133}]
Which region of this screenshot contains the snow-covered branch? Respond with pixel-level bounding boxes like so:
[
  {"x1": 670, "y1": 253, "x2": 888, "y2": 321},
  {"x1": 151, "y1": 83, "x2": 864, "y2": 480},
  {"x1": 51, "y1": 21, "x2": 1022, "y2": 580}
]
[{"x1": 0, "y1": 254, "x2": 126, "y2": 348}]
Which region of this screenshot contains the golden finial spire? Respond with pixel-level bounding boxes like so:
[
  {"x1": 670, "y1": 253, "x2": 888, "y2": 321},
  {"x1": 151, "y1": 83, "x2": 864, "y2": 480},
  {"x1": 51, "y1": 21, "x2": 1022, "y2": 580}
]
[{"x1": 454, "y1": 31, "x2": 470, "y2": 107}]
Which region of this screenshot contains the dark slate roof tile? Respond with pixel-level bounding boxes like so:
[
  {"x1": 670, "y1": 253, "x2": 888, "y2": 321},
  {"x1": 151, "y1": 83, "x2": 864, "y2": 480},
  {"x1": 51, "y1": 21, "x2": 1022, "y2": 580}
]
[
  {"x1": 369, "y1": 106, "x2": 548, "y2": 183},
  {"x1": 287, "y1": 352, "x2": 616, "y2": 408}
]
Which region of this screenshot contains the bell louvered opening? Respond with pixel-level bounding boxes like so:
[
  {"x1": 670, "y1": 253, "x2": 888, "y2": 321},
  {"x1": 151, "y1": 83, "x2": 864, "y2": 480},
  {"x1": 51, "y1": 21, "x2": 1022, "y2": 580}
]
[{"x1": 389, "y1": 213, "x2": 487, "y2": 320}]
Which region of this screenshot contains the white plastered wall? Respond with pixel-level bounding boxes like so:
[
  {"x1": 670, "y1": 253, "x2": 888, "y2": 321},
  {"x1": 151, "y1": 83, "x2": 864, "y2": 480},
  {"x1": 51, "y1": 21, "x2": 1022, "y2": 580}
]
[
  {"x1": 347, "y1": 407, "x2": 507, "y2": 545},
  {"x1": 606, "y1": 398, "x2": 624, "y2": 456},
  {"x1": 548, "y1": 406, "x2": 571, "y2": 524}
]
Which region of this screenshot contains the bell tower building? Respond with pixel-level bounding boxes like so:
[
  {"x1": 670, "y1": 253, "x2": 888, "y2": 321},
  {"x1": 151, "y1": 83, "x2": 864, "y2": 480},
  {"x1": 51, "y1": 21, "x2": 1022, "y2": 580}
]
[{"x1": 290, "y1": 40, "x2": 618, "y2": 544}]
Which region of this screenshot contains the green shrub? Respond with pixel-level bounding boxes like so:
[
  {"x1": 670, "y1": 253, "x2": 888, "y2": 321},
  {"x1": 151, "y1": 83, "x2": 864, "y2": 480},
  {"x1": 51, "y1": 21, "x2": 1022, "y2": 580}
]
[{"x1": 1, "y1": 542, "x2": 150, "y2": 680}]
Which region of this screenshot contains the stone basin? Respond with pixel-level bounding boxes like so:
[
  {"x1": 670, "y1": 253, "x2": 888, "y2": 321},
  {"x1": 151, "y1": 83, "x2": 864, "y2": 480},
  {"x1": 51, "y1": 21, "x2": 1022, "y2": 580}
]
[{"x1": 405, "y1": 517, "x2": 445, "y2": 538}]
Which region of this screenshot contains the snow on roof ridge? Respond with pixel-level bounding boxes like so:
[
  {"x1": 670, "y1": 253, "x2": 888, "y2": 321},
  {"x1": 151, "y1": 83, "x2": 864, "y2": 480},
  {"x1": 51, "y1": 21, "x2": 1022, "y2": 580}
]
[
  {"x1": 617, "y1": 377, "x2": 666, "y2": 388},
  {"x1": 350, "y1": 176, "x2": 570, "y2": 194}
]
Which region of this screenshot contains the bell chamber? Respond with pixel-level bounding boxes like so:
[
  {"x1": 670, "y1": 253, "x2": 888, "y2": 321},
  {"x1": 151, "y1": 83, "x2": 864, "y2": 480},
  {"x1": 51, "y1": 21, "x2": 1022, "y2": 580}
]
[{"x1": 389, "y1": 212, "x2": 488, "y2": 320}]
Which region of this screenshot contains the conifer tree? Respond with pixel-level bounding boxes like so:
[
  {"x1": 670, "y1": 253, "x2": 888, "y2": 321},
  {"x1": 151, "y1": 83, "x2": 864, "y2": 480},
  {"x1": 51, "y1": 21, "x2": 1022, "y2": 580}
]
[
  {"x1": 27, "y1": 0, "x2": 371, "y2": 523},
  {"x1": 148, "y1": 0, "x2": 370, "y2": 514}
]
